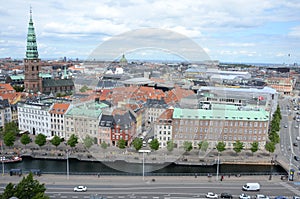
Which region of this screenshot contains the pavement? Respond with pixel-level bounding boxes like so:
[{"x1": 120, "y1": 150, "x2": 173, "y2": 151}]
[{"x1": 0, "y1": 173, "x2": 293, "y2": 186}]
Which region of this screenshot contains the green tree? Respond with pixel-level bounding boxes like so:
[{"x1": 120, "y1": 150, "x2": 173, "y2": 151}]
[
  {"x1": 198, "y1": 140, "x2": 209, "y2": 152},
  {"x1": 83, "y1": 135, "x2": 94, "y2": 149},
  {"x1": 117, "y1": 138, "x2": 126, "y2": 149},
  {"x1": 35, "y1": 134, "x2": 47, "y2": 148},
  {"x1": 132, "y1": 138, "x2": 143, "y2": 151},
  {"x1": 167, "y1": 140, "x2": 174, "y2": 152},
  {"x1": 269, "y1": 131, "x2": 280, "y2": 144},
  {"x1": 233, "y1": 140, "x2": 244, "y2": 154},
  {"x1": 20, "y1": 134, "x2": 31, "y2": 148},
  {"x1": 3, "y1": 131, "x2": 15, "y2": 147},
  {"x1": 250, "y1": 141, "x2": 259, "y2": 155},
  {"x1": 101, "y1": 141, "x2": 108, "y2": 150},
  {"x1": 50, "y1": 135, "x2": 61, "y2": 149},
  {"x1": 183, "y1": 141, "x2": 193, "y2": 152},
  {"x1": 149, "y1": 138, "x2": 159, "y2": 150},
  {"x1": 67, "y1": 134, "x2": 78, "y2": 149},
  {"x1": 1, "y1": 172, "x2": 49, "y2": 199},
  {"x1": 216, "y1": 141, "x2": 226, "y2": 153},
  {"x1": 265, "y1": 141, "x2": 276, "y2": 154},
  {"x1": 3, "y1": 122, "x2": 19, "y2": 136}
]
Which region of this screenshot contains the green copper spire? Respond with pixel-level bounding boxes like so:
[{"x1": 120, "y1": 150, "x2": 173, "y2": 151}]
[{"x1": 26, "y1": 7, "x2": 39, "y2": 59}]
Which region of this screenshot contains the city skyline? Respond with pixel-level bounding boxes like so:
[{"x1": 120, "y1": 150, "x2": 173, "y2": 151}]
[{"x1": 0, "y1": 0, "x2": 300, "y2": 64}]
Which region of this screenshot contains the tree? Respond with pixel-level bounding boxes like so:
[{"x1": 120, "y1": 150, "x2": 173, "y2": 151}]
[
  {"x1": 67, "y1": 134, "x2": 78, "y2": 149},
  {"x1": 4, "y1": 131, "x2": 16, "y2": 147},
  {"x1": 269, "y1": 131, "x2": 280, "y2": 144},
  {"x1": 83, "y1": 135, "x2": 94, "y2": 149},
  {"x1": 132, "y1": 138, "x2": 143, "y2": 151},
  {"x1": 216, "y1": 141, "x2": 226, "y2": 153},
  {"x1": 35, "y1": 134, "x2": 47, "y2": 148},
  {"x1": 1, "y1": 173, "x2": 49, "y2": 199},
  {"x1": 149, "y1": 138, "x2": 159, "y2": 151},
  {"x1": 117, "y1": 138, "x2": 126, "y2": 149},
  {"x1": 101, "y1": 141, "x2": 108, "y2": 150},
  {"x1": 50, "y1": 135, "x2": 61, "y2": 149},
  {"x1": 250, "y1": 141, "x2": 259, "y2": 155},
  {"x1": 3, "y1": 122, "x2": 19, "y2": 136},
  {"x1": 265, "y1": 141, "x2": 276, "y2": 154},
  {"x1": 167, "y1": 140, "x2": 174, "y2": 152},
  {"x1": 20, "y1": 134, "x2": 31, "y2": 148},
  {"x1": 233, "y1": 140, "x2": 244, "y2": 154},
  {"x1": 183, "y1": 141, "x2": 193, "y2": 152},
  {"x1": 198, "y1": 140, "x2": 209, "y2": 152}
]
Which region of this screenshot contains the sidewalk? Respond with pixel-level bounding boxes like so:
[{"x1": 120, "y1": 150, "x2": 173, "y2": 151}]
[{"x1": 0, "y1": 173, "x2": 288, "y2": 186}]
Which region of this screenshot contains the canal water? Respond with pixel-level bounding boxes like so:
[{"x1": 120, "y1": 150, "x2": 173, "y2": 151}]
[{"x1": 2, "y1": 156, "x2": 287, "y2": 176}]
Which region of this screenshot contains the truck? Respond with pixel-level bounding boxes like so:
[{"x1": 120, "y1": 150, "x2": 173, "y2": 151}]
[{"x1": 242, "y1": 183, "x2": 260, "y2": 191}]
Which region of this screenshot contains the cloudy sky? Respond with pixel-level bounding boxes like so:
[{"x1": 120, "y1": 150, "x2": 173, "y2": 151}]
[{"x1": 1, "y1": 0, "x2": 300, "y2": 64}]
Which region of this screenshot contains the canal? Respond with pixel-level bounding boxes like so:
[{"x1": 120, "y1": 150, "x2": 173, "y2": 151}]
[{"x1": 2, "y1": 156, "x2": 287, "y2": 176}]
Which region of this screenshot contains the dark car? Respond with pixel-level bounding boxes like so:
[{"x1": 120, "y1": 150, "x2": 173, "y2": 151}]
[
  {"x1": 221, "y1": 193, "x2": 233, "y2": 199},
  {"x1": 274, "y1": 196, "x2": 288, "y2": 199},
  {"x1": 294, "y1": 156, "x2": 300, "y2": 161},
  {"x1": 293, "y1": 143, "x2": 298, "y2": 147}
]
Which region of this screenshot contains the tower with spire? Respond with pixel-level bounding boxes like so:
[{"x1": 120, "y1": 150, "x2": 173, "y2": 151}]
[{"x1": 24, "y1": 7, "x2": 42, "y2": 93}]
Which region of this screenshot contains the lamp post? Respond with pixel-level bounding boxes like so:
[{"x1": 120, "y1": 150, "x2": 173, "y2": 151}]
[
  {"x1": 1, "y1": 141, "x2": 4, "y2": 176},
  {"x1": 66, "y1": 149, "x2": 69, "y2": 180},
  {"x1": 142, "y1": 151, "x2": 145, "y2": 181},
  {"x1": 216, "y1": 152, "x2": 220, "y2": 181},
  {"x1": 269, "y1": 157, "x2": 273, "y2": 180}
]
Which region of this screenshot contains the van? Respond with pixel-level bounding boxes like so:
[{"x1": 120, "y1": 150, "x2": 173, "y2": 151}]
[
  {"x1": 242, "y1": 183, "x2": 260, "y2": 191},
  {"x1": 142, "y1": 141, "x2": 147, "y2": 147},
  {"x1": 297, "y1": 136, "x2": 300, "y2": 141}
]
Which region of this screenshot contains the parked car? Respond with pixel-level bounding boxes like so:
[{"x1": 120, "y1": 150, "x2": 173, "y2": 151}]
[
  {"x1": 73, "y1": 185, "x2": 87, "y2": 192},
  {"x1": 221, "y1": 193, "x2": 233, "y2": 199},
  {"x1": 240, "y1": 193, "x2": 251, "y2": 199},
  {"x1": 294, "y1": 156, "x2": 300, "y2": 161},
  {"x1": 255, "y1": 194, "x2": 270, "y2": 199},
  {"x1": 206, "y1": 192, "x2": 218, "y2": 198},
  {"x1": 274, "y1": 196, "x2": 288, "y2": 199}
]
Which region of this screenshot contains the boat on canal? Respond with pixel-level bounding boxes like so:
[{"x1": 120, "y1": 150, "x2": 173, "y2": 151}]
[{"x1": 0, "y1": 156, "x2": 22, "y2": 163}]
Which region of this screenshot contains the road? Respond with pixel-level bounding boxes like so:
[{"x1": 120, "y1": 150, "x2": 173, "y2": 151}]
[
  {"x1": 44, "y1": 181, "x2": 300, "y2": 198},
  {"x1": 280, "y1": 96, "x2": 300, "y2": 174},
  {"x1": 1, "y1": 175, "x2": 300, "y2": 199}
]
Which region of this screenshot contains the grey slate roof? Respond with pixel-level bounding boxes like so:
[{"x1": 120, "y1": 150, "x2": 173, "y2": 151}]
[{"x1": 42, "y1": 79, "x2": 74, "y2": 88}]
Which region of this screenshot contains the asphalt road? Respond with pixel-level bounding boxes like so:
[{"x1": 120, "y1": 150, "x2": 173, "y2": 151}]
[{"x1": 1, "y1": 174, "x2": 300, "y2": 199}]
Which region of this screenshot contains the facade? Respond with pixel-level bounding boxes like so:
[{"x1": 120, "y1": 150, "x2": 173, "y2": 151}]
[
  {"x1": 49, "y1": 103, "x2": 71, "y2": 138},
  {"x1": 111, "y1": 110, "x2": 136, "y2": 146},
  {"x1": 153, "y1": 109, "x2": 173, "y2": 148},
  {"x1": 172, "y1": 105, "x2": 269, "y2": 150},
  {"x1": 65, "y1": 102, "x2": 107, "y2": 141},
  {"x1": 17, "y1": 101, "x2": 51, "y2": 137},
  {"x1": 266, "y1": 77, "x2": 294, "y2": 95},
  {"x1": 0, "y1": 99, "x2": 12, "y2": 128},
  {"x1": 98, "y1": 115, "x2": 114, "y2": 145}
]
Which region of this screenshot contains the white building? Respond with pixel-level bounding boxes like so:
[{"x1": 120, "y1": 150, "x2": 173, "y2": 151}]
[{"x1": 18, "y1": 102, "x2": 52, "y2": 137}]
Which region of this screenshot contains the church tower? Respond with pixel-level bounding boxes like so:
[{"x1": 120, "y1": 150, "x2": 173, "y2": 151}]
[{"x1": 24, "y1": 8, "x2": 42, "y2": 93}]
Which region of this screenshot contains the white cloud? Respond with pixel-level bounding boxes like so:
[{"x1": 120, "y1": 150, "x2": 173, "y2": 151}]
[{"x1": 289, "y1": 26, "x2": 300, "y2": 38}]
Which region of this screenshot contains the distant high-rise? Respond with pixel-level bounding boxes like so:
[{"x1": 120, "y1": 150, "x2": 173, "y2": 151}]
[{"x1": 24, "y1": 8, "x2": 42, "y2": 93}]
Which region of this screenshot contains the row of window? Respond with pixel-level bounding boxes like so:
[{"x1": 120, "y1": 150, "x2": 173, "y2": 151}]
[
  {"x1": 176, "y1": 120, "x2": 267, "y2": 127},
  {"x1": 174, "y1": 133, "x2": 266, "y2": 141}
]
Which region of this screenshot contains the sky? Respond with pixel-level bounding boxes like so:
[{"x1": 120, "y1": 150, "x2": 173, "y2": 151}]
[{"x1": 0, "y1": 0, "x2": 300, "y2": 64}]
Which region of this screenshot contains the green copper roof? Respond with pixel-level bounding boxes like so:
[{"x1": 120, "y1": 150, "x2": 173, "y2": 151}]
[
  {"x1": 26, "y1": 8, "x2": 39, "y2": 59},
  {"x1": 173, "y1": 106, "x2": 269, "y2": 121},
  {"x1": 66, "y1": 102, "x2": 108, "y2": 118}
]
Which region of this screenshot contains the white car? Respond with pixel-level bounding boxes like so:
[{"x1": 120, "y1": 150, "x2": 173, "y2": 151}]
[
  {"x1": 73, "y1": 185, "x2": 87, "y2": 192},
  {"x1": 256, "y1": 194, "x2": 270, "y2": 199},
  {"x1": 240, "y1": 193, "x2": 251, "y2": 199},
  {"x1": 206, "y1": 192, "x2": 218, "y2": 199}
]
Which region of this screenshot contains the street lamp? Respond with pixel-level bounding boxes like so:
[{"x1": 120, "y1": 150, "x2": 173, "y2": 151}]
[
  {"x1": 142, "y1": 151, "x2": 145, "y2": 181},
  {"x1": 66, "y1": 149, "x2": 70, "y2": 180},
  {"x1": 216, "y1": 152, "x2": 220, "y2": 181}
]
